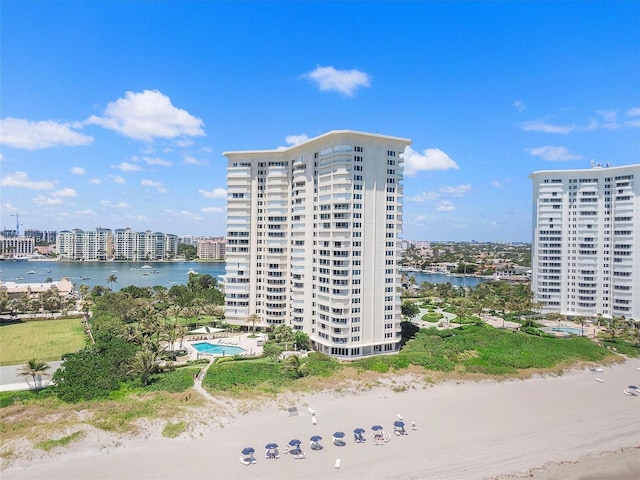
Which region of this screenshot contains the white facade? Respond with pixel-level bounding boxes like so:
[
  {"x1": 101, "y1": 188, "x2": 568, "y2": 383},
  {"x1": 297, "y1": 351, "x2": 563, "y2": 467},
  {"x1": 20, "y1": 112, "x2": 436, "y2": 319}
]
[
  {"x1": 57, "y1": 228, "x2": 112, "y2": 260},
  {"x1": 224, "y1": 130, "x2": 411, "y2": 358},
  {"x1": 57, "y1": 228, "x2": 178, "y2": 261},
  {"x1": 0, "y1": 236, "x2": 35, "y2": 258},
  {"x1": 112, "y1": 228, "x2": 178, "y2": 261},
  {"x1": 530, "y1": 164, "x2": 639, "y2": 320}
]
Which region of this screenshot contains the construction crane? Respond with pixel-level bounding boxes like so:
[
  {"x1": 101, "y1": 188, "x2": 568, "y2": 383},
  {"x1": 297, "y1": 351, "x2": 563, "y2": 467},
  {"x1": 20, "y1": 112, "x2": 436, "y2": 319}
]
[{"x1": 10, "y1": 212, "x2": 23, "y2": 236}]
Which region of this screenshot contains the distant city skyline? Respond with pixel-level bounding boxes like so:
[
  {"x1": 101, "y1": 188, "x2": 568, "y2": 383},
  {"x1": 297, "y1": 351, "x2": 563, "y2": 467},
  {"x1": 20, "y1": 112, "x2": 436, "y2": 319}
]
[{"x1": 1, "y1": 2, "x2": 638, "y2": 242}]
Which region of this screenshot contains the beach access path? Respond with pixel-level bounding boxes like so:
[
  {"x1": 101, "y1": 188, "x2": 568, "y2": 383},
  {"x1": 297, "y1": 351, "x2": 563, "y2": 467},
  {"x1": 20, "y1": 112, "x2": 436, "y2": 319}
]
[{"x1": 2, "y1": 360, "x2": 638, "y2": 480}]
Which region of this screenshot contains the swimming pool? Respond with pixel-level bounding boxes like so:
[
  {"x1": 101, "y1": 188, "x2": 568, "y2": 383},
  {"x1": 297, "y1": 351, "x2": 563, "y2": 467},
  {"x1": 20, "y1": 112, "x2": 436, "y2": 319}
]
[
  {"x1": 192, "y1": 342, "x2": 246, "y2": 355},
  {"x1": 552, "y1": 327, "x2": 583, "y2": 335}
]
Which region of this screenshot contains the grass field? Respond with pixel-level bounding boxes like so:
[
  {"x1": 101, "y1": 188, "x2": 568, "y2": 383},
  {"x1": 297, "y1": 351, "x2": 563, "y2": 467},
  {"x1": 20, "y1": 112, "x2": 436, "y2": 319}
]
[{"x1": 0, "y1": 318, "x2": 86, "y2": 366}]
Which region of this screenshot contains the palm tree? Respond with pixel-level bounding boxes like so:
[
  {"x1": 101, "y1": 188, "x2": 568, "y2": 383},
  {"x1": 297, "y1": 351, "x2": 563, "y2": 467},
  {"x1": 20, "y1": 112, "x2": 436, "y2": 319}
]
[
  {"x1": 575, "y1": 316, "x2": 587, "y2": 336},
  {"x1": 604, "y1": 317, "x2": 620, "y2": 342},
  {"x1": 247, "y1": 313, "x2": 260, "y2": 334},
  {"x1": 106, "y1": 274, "x2": 118, "y2": 290},
  {"x1": 281, "y1": 354, "x2": 306, "y2": 378},
  {"x1": 128, "y1": 347, "x2": 160, "y2": 386},
  {"x1": 18, "y1": 358, "x2": 50, "y2": 390}
]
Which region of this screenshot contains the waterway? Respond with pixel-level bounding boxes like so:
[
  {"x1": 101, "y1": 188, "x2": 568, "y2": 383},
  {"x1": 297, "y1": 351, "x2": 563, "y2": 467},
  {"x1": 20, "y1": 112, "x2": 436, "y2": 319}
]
[
  {"x1": 400, "y1": 269, "x2": 487, "y2": 288},
  {"x1": 0, "y1": 261, "x2": 487, "y2": 291},
  {"x1": 0, "y1": 260, "x2": 226, "y2": 291}
]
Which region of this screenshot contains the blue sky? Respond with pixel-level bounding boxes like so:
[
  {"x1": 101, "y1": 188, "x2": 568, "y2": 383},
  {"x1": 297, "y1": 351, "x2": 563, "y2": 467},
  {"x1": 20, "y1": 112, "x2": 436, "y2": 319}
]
[{"x1": 1, "y1": 1, "x2": 638, "y2": 242}]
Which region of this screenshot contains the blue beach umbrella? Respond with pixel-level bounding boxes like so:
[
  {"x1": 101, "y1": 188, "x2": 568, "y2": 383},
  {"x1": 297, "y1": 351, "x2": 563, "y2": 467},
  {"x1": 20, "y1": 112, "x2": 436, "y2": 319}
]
[
  {"x1": 241, "y1": 447, "x2": 255, "y2": 455},
  {"x1": 310, "y1": 435, "x2": 323, "y2": 442},
  {"x1": 288, "y1": 439, "x2": 301, "y2": 446},
  {"x1": 265, "y1": 443, "x2": 278, "y2": 450},
  {"x1": 393, "y1": 420, "x2": 405, "y2": 427},
  {"x1": 372, "y1": 425, "x2": 383, "y2": 431},
  {"x1": 354, "y1": 428, "x2": 366, "y2": 434},
  {"x1": 333, "y1": 431, "x2": 345, "y2": 438}
]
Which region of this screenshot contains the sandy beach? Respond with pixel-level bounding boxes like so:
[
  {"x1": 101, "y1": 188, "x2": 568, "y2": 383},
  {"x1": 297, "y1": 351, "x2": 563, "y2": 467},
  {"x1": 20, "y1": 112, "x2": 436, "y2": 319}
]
[{"x1": 2, "y1": 360, "x2": 639, "y2": 480}]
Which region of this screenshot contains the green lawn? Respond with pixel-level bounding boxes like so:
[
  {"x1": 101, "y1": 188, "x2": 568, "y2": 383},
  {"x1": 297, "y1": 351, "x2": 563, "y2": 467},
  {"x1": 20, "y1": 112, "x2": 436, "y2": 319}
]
[{"x1": 0, "y1": 318, "x2": 86, "y2": 366}]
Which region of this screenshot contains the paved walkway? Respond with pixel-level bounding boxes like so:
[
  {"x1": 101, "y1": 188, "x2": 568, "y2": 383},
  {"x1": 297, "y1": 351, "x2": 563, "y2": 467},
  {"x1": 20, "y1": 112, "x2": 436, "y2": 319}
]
[{"x1": 0, "y1": 361, "x2": 62, "y2": 392}]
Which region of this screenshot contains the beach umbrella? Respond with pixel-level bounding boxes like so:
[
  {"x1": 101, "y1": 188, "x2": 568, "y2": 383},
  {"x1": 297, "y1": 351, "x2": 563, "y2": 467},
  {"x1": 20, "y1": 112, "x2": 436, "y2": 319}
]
[
  {"x1": 393, "y1": 420, "x2": 405, "y2": 427},
  {"x1": 241, "y1": 447, "x2": 255, "y2": 455},
  {"x1": 288, "y1": 439, "x2": 301, "y2": 446},
  {"x1": 354, "y1": 428, "x2": 366, "y2": 434},
  {"x1": 310, "y1": 435, "x2": 323, "y2": 442},
  {"x1": 265, "y1": 443, "x2": 278, "y2": 449},
  {"x1": 333, "y1": 431, "x2": 345, "y2": 439},
  {"x1": 372, "y1": 425, "x2": 383, "y2": 431}
]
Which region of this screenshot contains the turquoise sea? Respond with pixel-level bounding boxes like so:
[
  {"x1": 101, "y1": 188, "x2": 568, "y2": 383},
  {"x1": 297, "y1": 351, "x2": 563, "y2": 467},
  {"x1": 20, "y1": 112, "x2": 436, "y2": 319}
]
[{"x1": 0, "y1": 260, "x2": 226, "y2": 291}]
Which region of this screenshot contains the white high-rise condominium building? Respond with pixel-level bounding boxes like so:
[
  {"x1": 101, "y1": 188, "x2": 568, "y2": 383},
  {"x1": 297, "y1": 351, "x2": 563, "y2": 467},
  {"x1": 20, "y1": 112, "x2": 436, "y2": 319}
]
[
  {"x1": 530, "y1": 164, "x2": 639, "y2": 320},
  {"x1": 224, "y1": 130, "x2": 411, "y2": 358}
]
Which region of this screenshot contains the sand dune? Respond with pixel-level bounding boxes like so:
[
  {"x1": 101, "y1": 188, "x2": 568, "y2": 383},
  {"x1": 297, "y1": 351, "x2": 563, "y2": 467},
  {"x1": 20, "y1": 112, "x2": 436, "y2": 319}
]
[{"x1": 3, "y1": 361, "x2": 639, "y2": 480}]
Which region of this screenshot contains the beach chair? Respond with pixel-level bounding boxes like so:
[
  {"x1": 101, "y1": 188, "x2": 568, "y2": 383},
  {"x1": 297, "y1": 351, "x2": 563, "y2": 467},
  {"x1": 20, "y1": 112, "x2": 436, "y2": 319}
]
[
  {"x1": 312, "y1": 414, "x2": 317, "y2": 425},
  {"x1": 334, "y1": 459, "x2": 341, "y2": 469},
  {"x1": 240, "y1": 456, "x2": 251, "y2": 466},
  {"x1": 411, "y1": 421, "x2": 418, "y2": 431}
]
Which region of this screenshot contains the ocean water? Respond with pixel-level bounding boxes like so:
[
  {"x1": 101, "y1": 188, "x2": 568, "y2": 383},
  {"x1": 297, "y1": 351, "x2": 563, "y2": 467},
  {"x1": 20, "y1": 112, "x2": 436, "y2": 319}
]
[{"x1": 0, "y1": 260, "x2": 226, "y2": 291}]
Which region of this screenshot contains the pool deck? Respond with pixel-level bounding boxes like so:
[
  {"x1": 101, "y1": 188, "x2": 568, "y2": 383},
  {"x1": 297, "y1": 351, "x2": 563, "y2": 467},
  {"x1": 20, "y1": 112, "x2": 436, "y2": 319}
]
[{"x1": 184, "y1": 333, "x2": 265, "y2": 360}]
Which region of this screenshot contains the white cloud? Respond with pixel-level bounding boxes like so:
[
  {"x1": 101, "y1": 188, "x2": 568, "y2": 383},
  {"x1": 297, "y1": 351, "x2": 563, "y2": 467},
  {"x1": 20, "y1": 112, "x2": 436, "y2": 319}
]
[
  {"x1": 52, "y1": 188, "x2": 77, "y2": 198},
  {"x1": 201, "y1": 206, "x2": 224, "y2": 213},
  {"x1": 86, "y1": 89, "x2": 205, "y2": 141},
  {"x1": 108, "y1": 175, "x2": 126, "y2": 184},
  {"x1": 173, "y1": 138, "x2": 195, "y2": 148},
  {"x1": 526, "y1": 145, "x2": 583, "y2": 161},
  {"x1": 302, "y1": 66, "x2": 371, "y2": 96},
  {"x1": 520, "y1": 120, "x2": 576, "y2": 134},
  {"x1": 141, "y1": 179, "x2": 163, "y2": 188},
  {"x1": 406, "y1": 191, "x2": 439, "y2": 202},
  {"x1": 70, "y1": 166, "x2": 86, "y2": 175},
  {"x1": 0, "y1": 171, "x2": 56, "y2": 190},
  {"x1": 512, "y1": 100, "x2": 526, "y2": 112},
  {"x1": 491, "y1": 180, "x2": 503, "y2": 188},
  {"x1": 75, "y1": 209, "x2": 96, "y2": 216},
  {"x1": 33, "y1": 195, "x2": 63, "y2": 205},
  {"x1": 113, "y1": 161, "x2": 142, "y2": 172},
  {"x1": 142, "y1": 156, "x2": 172, "y2": 167},
  {"x1": 585, "y1": 110, "x2": 620, "y2": 131},
  {"x1": 89, "y1": 178, "x2": 102, "y2": 185},
  {"x1": 100, "y1": 200, "x2": 130, "y2": 208},
  {"x1": 439, "y1": 184, "x2": 472, "y2": 196},
  {"x1": 624, "y1": 107, "x2": 640, "y2": 127},
  {"x1": 141, "y1": 178, "x2": 168, "y2": 193},
  {"x1": 198, "y1": 187, "x2": 227, "y2": 199},
  {"x1": 401, "y1": 146, "x2": 459, "y2": 176},
  {"x1": 0, "y1": 117, "x2": 93, "y2": 150},
  {"x1": 436, "y1": 201, "x2": 456, "y2": 212},
  {"x1": 184, "y1": 154, "x2": 208, "y2": 166},
  {"x1": 286, "y1": 134, "x2": 309, "y2": 146}
]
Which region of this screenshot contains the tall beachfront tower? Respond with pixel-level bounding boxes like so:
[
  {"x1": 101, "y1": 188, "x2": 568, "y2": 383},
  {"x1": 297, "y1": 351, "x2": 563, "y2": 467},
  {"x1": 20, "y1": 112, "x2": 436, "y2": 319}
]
[
  {"x1": 224, "y1": 130, "x2": 412, "y2": 358},
  {"x1": 529, "y1": 164, "x2": 639, "y2": 321}
]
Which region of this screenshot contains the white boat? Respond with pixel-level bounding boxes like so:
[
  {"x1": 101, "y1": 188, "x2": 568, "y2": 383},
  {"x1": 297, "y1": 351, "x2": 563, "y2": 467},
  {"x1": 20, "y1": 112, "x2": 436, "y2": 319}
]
[
  {"x1": 141, "y1": 265, "x2": 152, "y2": 269},
  {"x1": 188, "y1": 268, "x2": 198, "y2": 275},
  {"x1": 26, "y1": 270, "x2": 37, "y2": 274}
]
